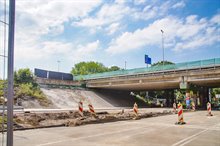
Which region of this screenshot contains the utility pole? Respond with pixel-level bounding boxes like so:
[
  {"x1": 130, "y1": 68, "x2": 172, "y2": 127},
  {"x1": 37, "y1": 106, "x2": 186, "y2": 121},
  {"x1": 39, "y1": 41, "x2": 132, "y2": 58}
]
[
  {"x1": 161, "y1": 29, "x2": 164, "y2": 71},
  {"x1": 7, "y1": 0, "x2": 16, "y2": 146}
]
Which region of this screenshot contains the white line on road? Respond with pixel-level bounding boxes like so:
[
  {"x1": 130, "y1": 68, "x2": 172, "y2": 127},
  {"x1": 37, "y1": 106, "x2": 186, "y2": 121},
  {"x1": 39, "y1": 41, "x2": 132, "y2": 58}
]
[
  {"x1": 172, "y1": 129, "x2": 209, "y2": 146},
  {"x1": 36, "y1": 121, "x2": 220, "y2": 146},
  {"x1": 36, "y1": 125, "x2": 153, "y2": 146},
  {"x1": 171, "y1": 123, "x2": 219, "y2": 146}
]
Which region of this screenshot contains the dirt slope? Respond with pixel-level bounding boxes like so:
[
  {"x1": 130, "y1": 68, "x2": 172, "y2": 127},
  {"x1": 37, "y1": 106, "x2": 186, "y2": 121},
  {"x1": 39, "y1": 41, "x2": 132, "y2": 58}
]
[{"x1": 40, "y1": 88, "x2": 114, "y2": 109}]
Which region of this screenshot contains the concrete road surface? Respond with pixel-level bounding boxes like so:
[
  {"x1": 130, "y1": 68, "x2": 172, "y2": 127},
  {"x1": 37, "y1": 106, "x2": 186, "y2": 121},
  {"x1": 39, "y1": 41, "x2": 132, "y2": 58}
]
[{"x1": 1, "y1": 111, "x2": 220, "y2": 146}]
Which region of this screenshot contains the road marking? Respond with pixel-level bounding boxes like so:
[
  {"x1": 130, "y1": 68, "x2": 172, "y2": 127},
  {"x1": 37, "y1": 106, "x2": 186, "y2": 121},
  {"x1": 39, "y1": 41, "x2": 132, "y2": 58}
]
[
  {"x1": 171, "y1": 123, "x2": 219, "y2": 146},
  {"x1": 172, "y1": 129, "x2": 208, "y2": 146},
  {"x1": 36, "y1": 125, "x2": 153, "y2": 146},
  {"x1": 132, "y1": 122, "x2": 220, "y2": 131}
]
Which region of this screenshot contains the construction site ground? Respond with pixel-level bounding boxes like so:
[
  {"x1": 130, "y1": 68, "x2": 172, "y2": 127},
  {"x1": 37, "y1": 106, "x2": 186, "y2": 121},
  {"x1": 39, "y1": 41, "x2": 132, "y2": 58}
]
[
  {"x1": 1, "y1": 108, "x2": 173, "y2": 131},
  {"x1": 1, "y1": 110, "x2": 220, "y2": 146}
]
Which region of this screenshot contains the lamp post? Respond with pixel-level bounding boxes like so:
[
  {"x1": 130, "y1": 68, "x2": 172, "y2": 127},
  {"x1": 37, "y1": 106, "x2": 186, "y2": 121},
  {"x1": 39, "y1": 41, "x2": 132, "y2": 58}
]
[
  {"x1": 7, "y1": 0, "x2": 16, "y2": 146},
  {"x1": 161, "y1": 29, "x2": 164, "y2": 70},
  {"x1": 125, "y1": 61, "x2": 127, "y2": 70}
]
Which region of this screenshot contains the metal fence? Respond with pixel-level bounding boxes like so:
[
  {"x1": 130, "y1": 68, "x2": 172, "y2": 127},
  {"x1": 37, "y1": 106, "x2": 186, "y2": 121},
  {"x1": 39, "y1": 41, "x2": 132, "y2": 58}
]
[
  {"x1": 34, "y1": 68, "x2": 73, "y2": 81},
  {"x1": 74, "y1": 58, "x2": 220, "y2": 80},
  {"x1": 34, "y1": 68, "x2": 47, "y2": 78}
]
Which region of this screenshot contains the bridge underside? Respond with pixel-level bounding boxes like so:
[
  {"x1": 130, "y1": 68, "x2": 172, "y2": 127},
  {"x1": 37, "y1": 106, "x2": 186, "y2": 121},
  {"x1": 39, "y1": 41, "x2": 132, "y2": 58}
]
[
  {"x1": 88, "y1": 78, "x2": 220, "y2": 91},
  {"x1": 35, "y1": 66, "x2": 220, "y2": 91},
  {"x1": 86, "y1": 66, "x2": 220, "y2": 91}
]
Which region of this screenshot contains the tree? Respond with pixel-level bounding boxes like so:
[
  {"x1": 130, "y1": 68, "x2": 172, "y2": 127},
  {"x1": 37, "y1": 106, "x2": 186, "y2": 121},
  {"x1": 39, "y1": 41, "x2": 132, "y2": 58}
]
[
  {"x1": 213, "y1": 88, "x2": 220, "y2": 95},
  {"x1": 109, "y1": 66, "x2": 120, "y2": 71},
  {"x1": 14, "y1": 68, "x2": 34, "y2": 84},
  {"x1": 71, "y1": 61, "x2": 120, "y2": 75},
  {"x1": 152, "y1": 61, "x2": 174, "y2": 66}
]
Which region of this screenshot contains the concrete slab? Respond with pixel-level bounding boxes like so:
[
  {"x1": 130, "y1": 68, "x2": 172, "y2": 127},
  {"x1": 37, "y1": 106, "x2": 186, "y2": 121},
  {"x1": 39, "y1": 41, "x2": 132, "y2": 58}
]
[{"x1": 1, "y1": 111, "x2": 219, "y2": 146}]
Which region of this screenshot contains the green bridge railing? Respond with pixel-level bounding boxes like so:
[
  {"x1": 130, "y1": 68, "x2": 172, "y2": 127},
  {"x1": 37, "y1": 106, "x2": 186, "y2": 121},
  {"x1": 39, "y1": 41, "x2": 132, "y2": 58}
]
[{"x1": 74, "y1": 58, "x2": 220, "y2": 81}]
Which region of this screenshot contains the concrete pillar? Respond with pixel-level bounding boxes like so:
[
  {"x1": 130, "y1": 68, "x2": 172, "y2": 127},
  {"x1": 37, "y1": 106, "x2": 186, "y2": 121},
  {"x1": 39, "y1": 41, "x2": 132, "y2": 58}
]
[
  {"x1": 164, "y1": 89, "x2": 174, "y2": 107},
  {"x1": 200, "y1": 87, "x2": 209, "y2": 109}
]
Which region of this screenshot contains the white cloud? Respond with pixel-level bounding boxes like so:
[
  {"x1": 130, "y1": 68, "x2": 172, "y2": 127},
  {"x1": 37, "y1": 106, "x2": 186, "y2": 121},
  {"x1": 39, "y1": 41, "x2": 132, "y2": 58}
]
[
  {"x1": 15, "y1": 39, "x2": 71, "y2": 60},
  {"x1": 132, "y1": 1, "x2": 173, "y2": 21},
  {"x1": 172, "y1": 1, "x2": 185, "y2": 9},
  {"x1": 1, "y1": 0, "x2": 219, "y2": 74},
  {"x1": 106, "y1": 16, "x2": 179, "y2": 54},
  {"x1": 106, "y1": 14, "x2": 220, "y2": 54},
  {"x1": 211, "y1": 13, "x2": 220, "y2": 25},
  {"x1": 14, "y1": 0, "x2": 102, "y2": 61},
  {"x1": 48, "y1": 25, "x2": 64, "y2": 36},
  {"x1": 72, "y1": 40, "x2": 100, "y2": 62},
  {"x1": 41, "y1": 41, "x2": 72, "y2": 55},
  {"x1": 106, "y1": 23, "x2": 121, "y2": 35},
  {"x1": 16, "y1": 0, "x2": 102, "y2": 36},
  {"x1": 73, "y1": 2, "x2": 130, "y2": 28},
  {"x1": 133, "y1": 0, "x2": 146, "y2": 5},
  {"x1": 15, "y1": 38, "x2": 100, "y2": 63},
  {"x1": 115, "y1": 0, "x2": 127, "y2": 4},
  {"x1": 73, "y1": 0, "x2": 187, "y2": 34}
]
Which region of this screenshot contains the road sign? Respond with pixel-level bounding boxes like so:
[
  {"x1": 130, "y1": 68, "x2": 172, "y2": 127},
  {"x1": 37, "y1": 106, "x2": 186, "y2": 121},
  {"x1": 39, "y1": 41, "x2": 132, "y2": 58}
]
[
  {"x1": 180, "y1": 82, "x2": 188, "y2": 89},
  {"x1": 145, "y1": 55, "x2": 152, "y2": 64}
]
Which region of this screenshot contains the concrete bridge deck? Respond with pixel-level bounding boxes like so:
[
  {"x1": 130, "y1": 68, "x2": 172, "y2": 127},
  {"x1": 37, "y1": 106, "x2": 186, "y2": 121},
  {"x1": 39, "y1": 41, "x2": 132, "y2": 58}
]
[
  {"x1": 35, "y1": 58, "x2": 220, "y2": 91},
  {"x1": 85, "y1": 65, "x2": 220, "y2": 90}
]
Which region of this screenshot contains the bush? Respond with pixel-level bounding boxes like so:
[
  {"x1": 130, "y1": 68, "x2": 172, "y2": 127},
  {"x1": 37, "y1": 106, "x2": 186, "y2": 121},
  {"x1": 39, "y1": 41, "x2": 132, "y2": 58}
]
[
  {"x1": 15, "y1": 83, "x2": 47, "y2": 101},
  {"x1": 14, "y1": 68, "x2": 49, "y2": 106},
  {"x1": 16, "y1": 83, "x2": 33, "y2": 98},
  {"x1": 32, "y1": 89, "x2": 47, "y2": 101},
  {"x1": 0, "y1": 80, "x2": 5, "y2": 97}
]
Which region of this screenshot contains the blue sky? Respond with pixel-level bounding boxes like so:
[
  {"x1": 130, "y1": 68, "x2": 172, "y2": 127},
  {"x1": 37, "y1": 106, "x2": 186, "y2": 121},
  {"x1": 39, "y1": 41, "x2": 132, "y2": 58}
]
[{"x1": 0, "y1": 0, "x2": 220, "y2": 77}]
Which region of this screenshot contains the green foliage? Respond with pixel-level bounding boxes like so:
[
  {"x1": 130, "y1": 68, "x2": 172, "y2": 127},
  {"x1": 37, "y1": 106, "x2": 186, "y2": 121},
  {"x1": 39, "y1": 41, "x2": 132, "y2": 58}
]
[
  {"x1": 182, "y1": 103, "x2": 186, "y2": 109},
  {"x1": 175, "y1": 90, "x2": 185, "y2": 101},
  {"x1": 13, "y1": 68, "x2": 48, "y2": 104},
  {"x1": 15, "y1": 83, "x2": 46, "y2": 101},
  {"x1": 0, "y1": 68, "x2": 49, "y2": 106},
  {"x1": 16, "y1": 83, "x2": 34, "y2": 98},
  {"x1": 152, "y1": 61, "x2": 174, "y2": 66},
  {"x1": 0, "y1": 116, "x2": 7, "y2": 124},
  {"x1": 14, "y1": 68, "x2": 34, "y2": 84},
  {"x1": 71, "y1": 61, "x2": 120, "y2": 75},
  {"x1": 108, "y1": 66, "x2": 120, "y2": 71},
  {"x1": 213, "y1": 88, "x2": 220, "y2": 95},
  {"x1": 0, "y1": 80, "x2": 5, "y2": 97}
]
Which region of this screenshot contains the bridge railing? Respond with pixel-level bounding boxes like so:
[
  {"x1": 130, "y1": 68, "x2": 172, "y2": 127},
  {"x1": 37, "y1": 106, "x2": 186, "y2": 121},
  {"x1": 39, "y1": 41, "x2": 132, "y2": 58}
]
[{"x1": 74, "y1": 58, "x2": 220, "y2": 80}]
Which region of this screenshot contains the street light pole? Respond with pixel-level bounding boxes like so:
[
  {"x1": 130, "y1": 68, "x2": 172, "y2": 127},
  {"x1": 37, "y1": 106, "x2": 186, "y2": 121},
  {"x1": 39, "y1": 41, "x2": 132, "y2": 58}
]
[
  {"x1": 161, "y1": 29, "x2": 164, "y2": 70},
  {"x1": 125, "y1": 61, "x2": 127, "y2": 70},
  {"x1": 7, "y1": 0, "x2": 16, "y2": 146}
]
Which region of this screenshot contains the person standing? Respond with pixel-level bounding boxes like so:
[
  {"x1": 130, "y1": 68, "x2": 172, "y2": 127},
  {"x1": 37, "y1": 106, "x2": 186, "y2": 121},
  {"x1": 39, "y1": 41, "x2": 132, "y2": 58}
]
[{"x1": 186, "y1": 92, "x2": 191, "y2": 110}]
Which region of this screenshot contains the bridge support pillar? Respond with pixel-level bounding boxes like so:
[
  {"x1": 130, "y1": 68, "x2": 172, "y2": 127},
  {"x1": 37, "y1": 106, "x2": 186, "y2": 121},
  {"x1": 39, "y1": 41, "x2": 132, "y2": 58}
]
[
  {"x1": 164, "y1": 89, "x2": 174, "y2": 107},
  {"x1": 199, "y1": 87, "x2": 209, "y2": 109}
]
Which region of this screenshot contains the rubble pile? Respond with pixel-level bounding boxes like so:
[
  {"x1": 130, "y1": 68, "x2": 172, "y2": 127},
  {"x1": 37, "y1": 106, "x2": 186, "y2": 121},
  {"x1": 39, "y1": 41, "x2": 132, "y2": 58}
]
[{"x1": 4, "y1": 109, "x2": 173, "y2": 131}]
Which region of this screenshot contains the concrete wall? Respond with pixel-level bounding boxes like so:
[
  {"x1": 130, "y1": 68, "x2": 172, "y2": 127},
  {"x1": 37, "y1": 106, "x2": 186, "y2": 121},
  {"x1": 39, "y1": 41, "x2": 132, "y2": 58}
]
[{"x1": 93, "y1": 89, "x2": 147, "y2": 107}]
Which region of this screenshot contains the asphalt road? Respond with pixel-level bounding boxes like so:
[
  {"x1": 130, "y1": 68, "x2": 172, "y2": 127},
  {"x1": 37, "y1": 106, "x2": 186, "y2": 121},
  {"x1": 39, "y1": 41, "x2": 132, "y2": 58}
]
[{"x1": 1, "y1": 110, "x2": 220, "y2": 146}]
